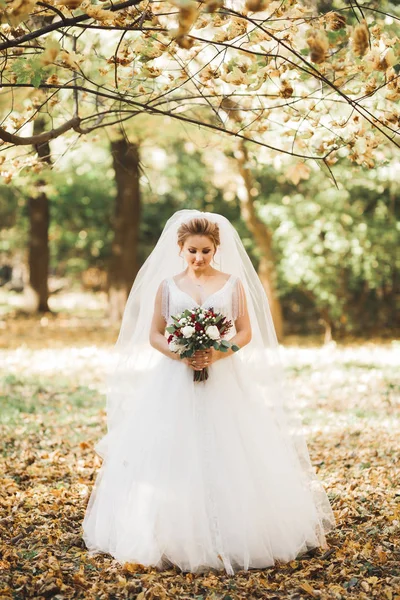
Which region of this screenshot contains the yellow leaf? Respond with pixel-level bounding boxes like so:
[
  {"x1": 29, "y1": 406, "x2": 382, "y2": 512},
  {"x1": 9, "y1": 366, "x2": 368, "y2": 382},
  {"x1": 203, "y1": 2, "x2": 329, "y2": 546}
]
[
  {"x1": 286, "y1": 162, "x2": 311, "y2": 185},
  {"x1": 41, "y1": 39, "x2": 60, "y2": 66},
  {"x1": 299, "y1": 581, "x2": 318, "y2": 597},
  {"x1": 85, "y1": 5, "x2": 115, "y2": 23}
]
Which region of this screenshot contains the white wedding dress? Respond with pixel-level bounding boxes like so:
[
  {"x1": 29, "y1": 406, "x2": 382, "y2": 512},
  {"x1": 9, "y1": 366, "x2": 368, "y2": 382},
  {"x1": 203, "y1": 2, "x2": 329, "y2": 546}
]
[{"x1": 82, "y1": 274, "x2": 335, "y2": 574}]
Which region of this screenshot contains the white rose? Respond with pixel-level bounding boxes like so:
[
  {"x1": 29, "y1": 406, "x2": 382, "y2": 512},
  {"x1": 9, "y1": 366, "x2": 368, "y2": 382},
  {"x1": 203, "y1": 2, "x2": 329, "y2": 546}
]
[
  {"x1": 178, "y1": 318, "x2": 187, "y2": 325},
  {"x1": 205, "y1": 325, "x2": 220, "y2": 340},
  {"x1": 182, "y1": 325, "x2": 195, "y2": 338}
]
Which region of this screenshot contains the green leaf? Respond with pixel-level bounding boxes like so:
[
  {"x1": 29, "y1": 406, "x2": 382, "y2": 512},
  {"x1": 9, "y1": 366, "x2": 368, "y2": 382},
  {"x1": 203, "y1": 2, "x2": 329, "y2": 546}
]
[
  {"x1": 13, "y1": 59, "x2": 32, "y2": 84},
  {"x1": 326, "y1": 30, "x2": 346, "y2": 43},
  {"x1": 231, "y1": 345, "x2": 240, "y2": 352},
  {"x1": 12, "y1": 56, "x2": 47, "y2": 87},
  {"x1": 166, "y1": 326, "x2": 176, "y2": 333}
]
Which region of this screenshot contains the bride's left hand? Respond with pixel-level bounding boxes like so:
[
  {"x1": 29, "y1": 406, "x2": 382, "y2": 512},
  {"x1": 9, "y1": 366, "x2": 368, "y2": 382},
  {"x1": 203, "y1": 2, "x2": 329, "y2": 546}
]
[
  {"x1": 206, "y1": 347, "x2": 221, "y2": 365},
  {"x1": 190, "y1": 348, "x2": 220, "y2": 370}
]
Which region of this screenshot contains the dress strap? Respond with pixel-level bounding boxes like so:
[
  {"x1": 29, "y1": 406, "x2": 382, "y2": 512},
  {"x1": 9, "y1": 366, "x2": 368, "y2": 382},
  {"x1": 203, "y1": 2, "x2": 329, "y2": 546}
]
[
  {"x1": 231, "y1": 275, "x2": 246, "y2": 320},
  {"x1": 161, "y1": 278, "x2": 170, "y2": 321}
]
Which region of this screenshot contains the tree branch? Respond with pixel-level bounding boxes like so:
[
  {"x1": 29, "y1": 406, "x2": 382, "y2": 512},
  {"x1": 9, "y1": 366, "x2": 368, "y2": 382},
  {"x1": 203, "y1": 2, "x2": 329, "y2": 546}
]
[
  {"x1": 0, "y1": 82, "x2": 341, "y2": 160},
  {"x1": 0, "y1": 117, "x2": 81, "y2": 145},
  {"x1": 0, "y1": 0, "x2": 144, "y2": 51}
]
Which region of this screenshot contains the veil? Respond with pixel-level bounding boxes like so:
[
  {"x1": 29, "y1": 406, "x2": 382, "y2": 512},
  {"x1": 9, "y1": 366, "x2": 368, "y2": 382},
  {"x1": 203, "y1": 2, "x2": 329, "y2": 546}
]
[{"x1": 99, "y1": 209, "x2": 336, "y2": 542}]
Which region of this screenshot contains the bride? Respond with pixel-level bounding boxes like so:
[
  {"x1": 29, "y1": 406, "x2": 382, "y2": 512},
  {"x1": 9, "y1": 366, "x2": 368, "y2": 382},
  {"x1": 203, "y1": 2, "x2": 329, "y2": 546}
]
[{"x1": 82, "y1": 209, "x2": 336, "y2": 575}]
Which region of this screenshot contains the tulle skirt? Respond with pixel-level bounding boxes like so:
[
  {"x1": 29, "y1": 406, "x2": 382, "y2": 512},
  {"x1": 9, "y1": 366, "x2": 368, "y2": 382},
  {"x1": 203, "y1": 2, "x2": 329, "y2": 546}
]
[{"x1": 82, "y1": 352, "x2": 335, "y2": 575}]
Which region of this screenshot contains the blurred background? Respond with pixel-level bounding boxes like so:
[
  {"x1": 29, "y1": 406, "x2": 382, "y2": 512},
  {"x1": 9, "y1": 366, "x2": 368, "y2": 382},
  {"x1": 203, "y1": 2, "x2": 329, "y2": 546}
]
[{"x1": 1, "y1": 120, "x2": 398, "y2": 345}]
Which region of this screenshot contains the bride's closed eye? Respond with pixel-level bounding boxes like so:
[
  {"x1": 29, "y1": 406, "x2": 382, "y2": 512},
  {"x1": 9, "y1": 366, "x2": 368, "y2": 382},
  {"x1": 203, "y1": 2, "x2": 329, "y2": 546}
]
[{"x1": 189, "y1": 249, "x2": 211, "y2": 254}]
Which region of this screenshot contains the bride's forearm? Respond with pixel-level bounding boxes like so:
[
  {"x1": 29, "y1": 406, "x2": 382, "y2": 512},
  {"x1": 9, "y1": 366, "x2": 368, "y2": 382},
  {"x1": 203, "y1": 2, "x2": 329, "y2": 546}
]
[
  {"x1": 216, "y1": 329, "x2": 251, "y2": 361},
  {"x1": 149, "y1": 331, "x2": 180, "y2": 361}
]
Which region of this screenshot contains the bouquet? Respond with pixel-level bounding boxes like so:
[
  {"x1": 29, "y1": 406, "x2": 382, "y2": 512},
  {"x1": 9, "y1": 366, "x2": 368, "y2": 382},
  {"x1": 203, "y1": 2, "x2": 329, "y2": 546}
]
[{"x1": 166, "y1": 306, "x2": 240, "y2": 382}]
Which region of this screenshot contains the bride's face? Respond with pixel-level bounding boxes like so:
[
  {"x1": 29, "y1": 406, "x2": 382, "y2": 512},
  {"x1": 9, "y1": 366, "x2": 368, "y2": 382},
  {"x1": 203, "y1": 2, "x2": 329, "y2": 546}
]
[{"x1": 181, "y1": 235, "x2": 215, "y2": 270}]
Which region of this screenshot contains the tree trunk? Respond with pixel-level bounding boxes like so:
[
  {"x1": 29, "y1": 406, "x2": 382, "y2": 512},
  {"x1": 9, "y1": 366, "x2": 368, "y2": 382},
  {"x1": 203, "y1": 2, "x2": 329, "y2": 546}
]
[
  {"x1": 235, "y1": 140, "x2": 284, "y2": 341},
  {"x1": 108, "y1": 138, "x2": 141, "y2": 323},
  {"x1": 27, "y1": 116, "x2": 51, "y2": 313}
]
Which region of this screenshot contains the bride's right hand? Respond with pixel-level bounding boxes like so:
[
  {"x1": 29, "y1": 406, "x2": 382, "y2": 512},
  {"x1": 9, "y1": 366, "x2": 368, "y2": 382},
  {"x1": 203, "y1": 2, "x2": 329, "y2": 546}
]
[{"x1": 182, "y1": 350, "x2": 211, "y2": 371}]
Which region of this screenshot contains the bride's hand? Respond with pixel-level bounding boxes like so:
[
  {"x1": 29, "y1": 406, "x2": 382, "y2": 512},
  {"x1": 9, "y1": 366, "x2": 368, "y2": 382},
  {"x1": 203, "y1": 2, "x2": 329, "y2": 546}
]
[
  {"x1": 207, "y1": 347, "x2": 222, "y2": 365},
  {"x1": 184, "y1": 348, "x2": 220, "y2": 370},
  {"x1": 186, "y1": 350, "x2": 210, "y2": 371}
]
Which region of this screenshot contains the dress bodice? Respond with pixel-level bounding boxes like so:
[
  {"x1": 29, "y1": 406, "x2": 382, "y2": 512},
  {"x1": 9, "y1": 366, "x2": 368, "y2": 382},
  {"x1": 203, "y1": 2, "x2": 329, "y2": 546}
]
[{"x1": 161, "y1": 274, "x2": 245, "y2": 340}]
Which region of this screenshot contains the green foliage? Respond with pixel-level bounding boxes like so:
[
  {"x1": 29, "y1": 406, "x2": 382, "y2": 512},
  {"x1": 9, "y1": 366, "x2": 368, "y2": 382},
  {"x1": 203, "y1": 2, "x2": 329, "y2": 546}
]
[
  {"x1": 1, "y1": 135, "x2": 397, "y2": 336},
  {"x1": 12, "y1": 57, "x2": 50, "y2": 88},
  {"x1": 254, "y1": 163, "x2": 399, "y2": 335},
  {"x1": 47, "y1": 168, "x2": 115, "y2": 274},
  {"x1": 0, "y1": 184, "x2": 27, "y2": 256}
]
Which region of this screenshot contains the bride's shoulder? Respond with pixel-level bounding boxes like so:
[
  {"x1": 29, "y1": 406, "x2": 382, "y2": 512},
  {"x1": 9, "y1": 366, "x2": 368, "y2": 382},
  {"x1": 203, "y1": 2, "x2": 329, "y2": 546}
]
[
  {"x1": 220, "y1": 271, "x2": 232, "y2": 282},
  {"x1": 156, "y1": 277, "x2": 171, "y2": 296},
  {"x1": 226, "y1": 272, "x2": 242, "y2": 284},
  {"x1": 172, "y1": 272, "x2": 185, "y2": 284}
]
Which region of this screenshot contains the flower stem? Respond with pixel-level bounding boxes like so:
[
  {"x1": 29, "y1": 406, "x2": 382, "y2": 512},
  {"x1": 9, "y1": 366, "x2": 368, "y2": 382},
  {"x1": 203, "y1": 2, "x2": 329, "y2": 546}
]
[{"x1": 193, "y1": 367, "x2": 209, "y2": 382}]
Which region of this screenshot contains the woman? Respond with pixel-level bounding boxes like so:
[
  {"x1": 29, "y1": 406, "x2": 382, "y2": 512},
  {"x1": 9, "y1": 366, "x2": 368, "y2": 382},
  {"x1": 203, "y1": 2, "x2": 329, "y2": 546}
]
[{"x1": 82, "y1": 209, "x2": 336, "y2": 575}]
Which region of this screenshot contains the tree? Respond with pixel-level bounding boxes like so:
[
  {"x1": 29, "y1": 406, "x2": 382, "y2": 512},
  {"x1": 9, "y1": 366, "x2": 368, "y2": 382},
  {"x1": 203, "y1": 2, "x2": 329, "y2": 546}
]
[
  {"x1": 27, "y1": 116, "x2": 51, "y2": 312},
  {"x1": 235, "y1": 139, "x2": 284, "y2": 340},
  {"x1": 108, "y1": 136, "x2": 141, "y2": 321},
  {"x1": 0, "y1": 0, "x2": 399, "y2": 187}
]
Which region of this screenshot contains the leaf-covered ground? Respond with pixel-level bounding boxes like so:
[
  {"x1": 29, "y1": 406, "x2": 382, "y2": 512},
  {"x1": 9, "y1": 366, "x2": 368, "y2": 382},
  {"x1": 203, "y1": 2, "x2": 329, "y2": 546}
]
[{"x1": 1, "y1": 303, "x2": 399, "y2": 600}]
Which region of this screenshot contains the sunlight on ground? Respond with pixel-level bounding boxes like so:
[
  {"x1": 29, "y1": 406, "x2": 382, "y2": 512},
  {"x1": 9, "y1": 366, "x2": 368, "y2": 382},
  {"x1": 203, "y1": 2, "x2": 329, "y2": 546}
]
[
  {"x1": 1, "y1": 291, "x2": 399, "y2": 599},
  {"x1": 0, "y1": 288, "x2": 108, "y2": 316}
]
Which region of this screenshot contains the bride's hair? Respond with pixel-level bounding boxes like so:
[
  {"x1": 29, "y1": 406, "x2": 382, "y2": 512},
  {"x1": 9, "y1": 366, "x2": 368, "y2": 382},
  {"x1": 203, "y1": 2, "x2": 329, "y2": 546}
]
[{"x1": 177, "y1": 217, "x2": 220, "y2": 251}]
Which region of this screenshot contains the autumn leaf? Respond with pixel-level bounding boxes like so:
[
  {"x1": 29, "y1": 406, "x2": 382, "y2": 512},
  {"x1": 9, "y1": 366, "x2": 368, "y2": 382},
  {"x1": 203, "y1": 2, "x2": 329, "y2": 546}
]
[
  {"x1": 299, "y1": 581, "x2": 318, "y2": 597},
  {"x1": 286, "y1": 161, "x2": 311, "y2": 185},
  {"x1": 40, "y1": 39, "x2": 60, "y2": 66},
  {"x1": 306, "y1": 29, "x2": 329, "y2": 64},
  {"x1": 352, "y1": 20, "x2": 369, "y2": 57}
]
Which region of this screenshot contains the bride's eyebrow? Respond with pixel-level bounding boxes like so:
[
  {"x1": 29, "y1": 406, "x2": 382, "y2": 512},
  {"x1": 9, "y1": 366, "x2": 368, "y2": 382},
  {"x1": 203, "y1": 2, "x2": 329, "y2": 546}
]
[{"x1": 189, "y1": 246, "x2": 211, "y2": 250}]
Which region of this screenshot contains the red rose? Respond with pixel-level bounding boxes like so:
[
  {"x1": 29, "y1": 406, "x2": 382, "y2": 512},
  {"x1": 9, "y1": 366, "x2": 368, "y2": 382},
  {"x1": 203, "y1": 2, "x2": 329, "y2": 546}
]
[
  {"x1": 195, "y1": 322, "x2": 203, "y2": 332},
  {"x1": 167, "y1": 334, "x2": 173, "y2": 343}
]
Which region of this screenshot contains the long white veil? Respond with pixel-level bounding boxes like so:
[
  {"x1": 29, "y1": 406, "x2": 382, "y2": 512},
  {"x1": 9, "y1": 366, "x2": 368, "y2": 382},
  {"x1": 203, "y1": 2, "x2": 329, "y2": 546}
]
[{"x1": 99, "y1": 209, "x2": 336, "y2": 545}]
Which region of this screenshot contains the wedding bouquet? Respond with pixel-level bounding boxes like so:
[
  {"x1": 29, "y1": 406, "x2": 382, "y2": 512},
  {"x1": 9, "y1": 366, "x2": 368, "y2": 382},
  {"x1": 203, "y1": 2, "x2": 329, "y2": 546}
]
[{"x1": 166, "y1": 306, "x2": 240, "y2": 382}]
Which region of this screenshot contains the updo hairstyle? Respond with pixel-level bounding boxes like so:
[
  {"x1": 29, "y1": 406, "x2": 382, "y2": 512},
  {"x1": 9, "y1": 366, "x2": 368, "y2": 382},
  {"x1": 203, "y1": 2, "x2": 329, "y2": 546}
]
[{"x1": 177, "y1": 217, "x2": 220, "y2": 255}]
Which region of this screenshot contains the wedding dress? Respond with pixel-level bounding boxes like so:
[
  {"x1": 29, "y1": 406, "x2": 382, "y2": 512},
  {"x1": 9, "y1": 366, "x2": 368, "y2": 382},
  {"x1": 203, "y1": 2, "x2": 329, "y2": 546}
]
[{"x1": 82, "y1": 266, "x2": 336, "y2": 575}]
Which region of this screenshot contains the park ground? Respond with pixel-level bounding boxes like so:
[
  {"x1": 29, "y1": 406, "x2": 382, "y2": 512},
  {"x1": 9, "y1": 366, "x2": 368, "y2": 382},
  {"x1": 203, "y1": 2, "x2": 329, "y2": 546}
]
[{"x1": 0, "y1": 290, "x2": 399, "y2": 599}]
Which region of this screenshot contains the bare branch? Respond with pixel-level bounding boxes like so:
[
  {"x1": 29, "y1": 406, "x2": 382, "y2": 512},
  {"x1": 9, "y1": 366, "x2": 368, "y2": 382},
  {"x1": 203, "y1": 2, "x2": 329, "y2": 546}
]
[{"x1": 0, "y1": 117, "x2": 81, "y2": 145}]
